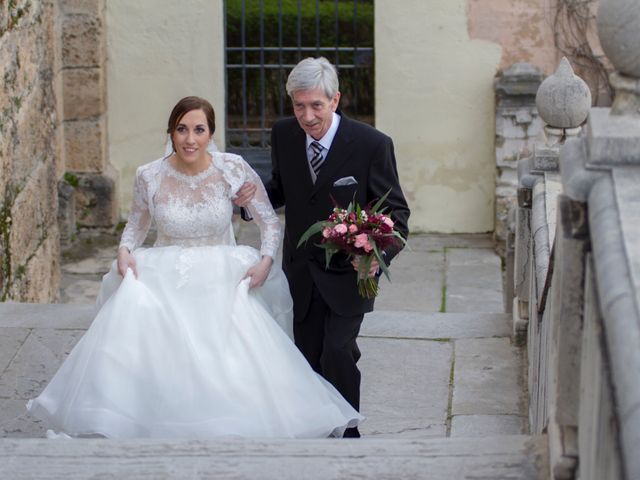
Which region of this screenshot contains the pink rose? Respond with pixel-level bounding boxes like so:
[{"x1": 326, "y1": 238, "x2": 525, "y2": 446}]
[
  {"x1": 354, "y1": 233, "x2": 369, "y2": 249},
  {"x1": 382, "y1": 216, "x2": 394, "y2": 227},
  {"x1": 348, "y1": 224, "x2": 358, "y2": 233},
  {"x1": 322, "y1": 227, "x2": 332, "y2": 238},
  {"x1": 363, "y1": 240, "x2": 373, "y2": 252},
  {"x1": 334, "y1": 223, "x2": 348, "y2": 235}
]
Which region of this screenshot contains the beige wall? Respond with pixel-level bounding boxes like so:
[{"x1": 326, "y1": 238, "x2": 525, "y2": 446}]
[
  {"x1": 467, "y1": 0, "x2": 558, "y2": 74},
  {"x1": 376, "y1": 1, "x2": 502, "y2": 233},
  {"x1": 106, "y1": 0, "x2": 226, "y2": 214},
  {"x1": 106, "y1": 0, "x2": 580, "y2": 232}
]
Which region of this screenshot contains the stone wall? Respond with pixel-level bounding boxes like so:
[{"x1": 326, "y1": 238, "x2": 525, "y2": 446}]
[
  {"x1": 0, "y1": 0, "x2": 111, "y2": 303},
  {"x1": 59, "y1": 0, "x2": 117, "y2": 234},
  {"x1": 0, "y1": 0, "x2": 62, "y2": 302}
]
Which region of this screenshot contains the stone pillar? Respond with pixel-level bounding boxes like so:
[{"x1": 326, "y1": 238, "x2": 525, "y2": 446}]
[
  {"x1": 494, "y1": 63, "x2": 543, "y2": 254},
  {"x1": 516, "y1": 58, "x2": 591, "y2": 479},
  {"x1": 513, "y1": 58, "x2": 591, "y2": 341},
  {"x1": 59, "y1": 0, "x2": 117, "y2": 235}
]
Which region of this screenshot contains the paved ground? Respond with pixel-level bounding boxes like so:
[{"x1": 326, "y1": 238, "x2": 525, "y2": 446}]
[{"x1": 0, "y1": 218, "x2": 527, "y2": 441}]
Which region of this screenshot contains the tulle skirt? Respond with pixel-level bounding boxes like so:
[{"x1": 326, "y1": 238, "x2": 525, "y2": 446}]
[{"x1": 27, "y1": 245, "x2": 363, "y2": 438}]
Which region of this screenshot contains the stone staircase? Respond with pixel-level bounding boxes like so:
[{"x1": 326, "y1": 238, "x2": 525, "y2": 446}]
[{"x1": 0, "y1": 233, "x2": 548, "y2": 478}]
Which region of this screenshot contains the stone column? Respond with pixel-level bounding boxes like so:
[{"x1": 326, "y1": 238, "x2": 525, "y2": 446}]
[
  {"x1": 59, "y1": 0, "x2": 117, "y2": 237},
  {"x1": 512, "y1": 58, "x2": 591, "y2": 341},
  {"x1": 494, "y1": 63, "x2": 543, "y2": 254}
]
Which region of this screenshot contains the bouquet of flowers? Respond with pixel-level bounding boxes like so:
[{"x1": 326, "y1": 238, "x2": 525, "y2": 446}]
[{"x1": 297, "y1": 191, "x2": 406, "y2": 299}]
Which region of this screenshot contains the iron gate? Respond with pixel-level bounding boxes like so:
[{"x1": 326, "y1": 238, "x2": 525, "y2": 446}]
[{"x1": 225, "y1": 0, "x2": 374, "y2": 180}]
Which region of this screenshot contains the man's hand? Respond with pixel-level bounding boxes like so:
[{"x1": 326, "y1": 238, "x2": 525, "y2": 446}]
[
  {"x1": 234, "y1": 182, "x2": 257, "y2": 208},
  {"x1": 243, "y1": 256, "x2": 273, "y2": 288},
  {"x1": 117, "y1": 246, "x2": 138, "y2": 278},
  {"x1": 351, "y1": 256, "x2": 379, "y2": 279}
]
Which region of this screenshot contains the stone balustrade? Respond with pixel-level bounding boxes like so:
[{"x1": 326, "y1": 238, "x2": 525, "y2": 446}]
[{"x1": 506, "y1": 1, "x2": 640, "y2": 478}]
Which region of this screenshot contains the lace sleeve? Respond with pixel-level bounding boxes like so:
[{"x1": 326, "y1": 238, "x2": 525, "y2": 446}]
[
  {"x1": 119, "y1": 167, "x2": 152, "y2": 251},
  {"x1": 242, "y1": 162, "x2": 281, "y2": 259}
]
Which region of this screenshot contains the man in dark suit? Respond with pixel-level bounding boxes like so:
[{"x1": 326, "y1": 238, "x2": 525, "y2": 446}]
[{"x1": 238, "y1": 57, "x2": 409, "y2": 438}]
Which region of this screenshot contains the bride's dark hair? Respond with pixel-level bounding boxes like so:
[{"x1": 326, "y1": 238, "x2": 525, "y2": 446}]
[{"x1": 167, "y1": 96, "x2": 216, "y2": 136}]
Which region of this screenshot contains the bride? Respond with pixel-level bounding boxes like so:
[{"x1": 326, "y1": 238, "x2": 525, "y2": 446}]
[{"x1": 27, "y1": 96, "x2": 363, "y2": 438}]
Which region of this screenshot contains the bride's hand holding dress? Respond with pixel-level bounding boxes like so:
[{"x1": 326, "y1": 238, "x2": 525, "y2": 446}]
[
  {"x1": 244, "y1": 255, "x2": 273, "y2": 289},
  {"x1": 116, "y1": 246, "x2": 138, "y2": 278}
]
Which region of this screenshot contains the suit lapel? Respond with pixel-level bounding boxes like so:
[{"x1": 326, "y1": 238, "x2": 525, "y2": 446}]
[
  {"x1": 288, "y1": 127, "x2": 314, "y2": 195},
  {"x1": 312, "y1": 114, "x2": 355, "y2": 194}
]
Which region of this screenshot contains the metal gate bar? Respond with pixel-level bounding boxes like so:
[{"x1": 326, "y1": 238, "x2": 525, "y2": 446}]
[{"x1": 225, "y1": 0, "x2": 373, "y2": 177}]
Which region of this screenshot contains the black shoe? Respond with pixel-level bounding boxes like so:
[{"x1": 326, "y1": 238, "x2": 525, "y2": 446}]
[{"x1": 343, "y1": 427, "x2": 360, "y2": 438}]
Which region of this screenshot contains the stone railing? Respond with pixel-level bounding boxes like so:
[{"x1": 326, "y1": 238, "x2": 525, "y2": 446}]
[{"x1": 506, "y1": 1, "x2": 640, "y2": 478}]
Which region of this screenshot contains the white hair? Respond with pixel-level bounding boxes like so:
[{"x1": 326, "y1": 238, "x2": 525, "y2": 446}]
[{"x1": 286, "y1": 57, "x2": 339, "y2": 99}]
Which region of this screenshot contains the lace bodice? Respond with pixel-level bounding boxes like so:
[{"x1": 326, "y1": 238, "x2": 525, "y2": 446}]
[{"x1": 119, "y1": 152, "x2": 280, "y2": 258}]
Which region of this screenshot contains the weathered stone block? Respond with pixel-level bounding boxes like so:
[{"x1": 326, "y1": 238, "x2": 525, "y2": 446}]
[
  {"x1": 514, "y1": 206, "x2": 531, "y2": 303},
  {"x1": 586, "y1": 107, "x2": 640, "y2": 166},
  {"x1": 533, "y1": 145, "x2": 560, "y2": 172},
  {"x1": 0, "y1": 327, "x2": 30, "y2": 374},
  {"x1": 450, "y1": 414, "x2": 526, "y2": 437},
  {"x1": 495, "y1": 195, "x2": 516, "y2": 243},
  {"x1": 495, "y1": 63, "x2": 544, "y2": 98},
  {"x1": 496, "y1": 107, "x2": 542, "y2": 139},
  {"x1": 446, "y1": 249, "x2": 504, "y2": 313},
  {"x1": 496, "y1": 168, "x2": 518, "y2": 196},
  {"x1": 0, "y1": 322, "x2": 81, "y2": 399},
  {"x1": 452, "y1": 337, "x2": 523, "y2": 416},
  {"x1": 360, "y1": 337, "x2": 451, "y2": 437},
  {"x1": 57, "y1": 179, "x2": 76, "y2": 249},
  {"x1": 548, "y1": 195, "x2": 587, "y2": 427},
  {"x1": 64, "y1": 118, "x2": 106, "y2": 172},
  {"x1": 61, "y1": 14, "x2": 103, "y2": 67},
  {"x1": 7, "y1": 232, "x2": 61, "y2": 303},
  {"x1": 9, "y1": 162, "x2": 58, "y2": 268},
  {"x1": 63, "y1": 67, "x2": 105, "y2": 120},
  {"x1": 496, "y1": 137, "x2": 536, "y2": 168},
  {"x1": 60, "y1": 0, "x2": 103, "y2": 17},
  {"x1": 73, "y1": 165, "x2": 119, "y2": 227}
]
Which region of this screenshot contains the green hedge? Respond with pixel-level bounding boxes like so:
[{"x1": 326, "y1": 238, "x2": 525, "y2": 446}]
[{"x1": 226, "y1": 0, "x2": 374, "y2": 49}]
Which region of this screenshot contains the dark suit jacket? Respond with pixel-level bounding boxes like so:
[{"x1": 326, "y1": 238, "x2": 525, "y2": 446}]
[{"x1": 267, "y1": 112, "x2": 410, "y2": 320}]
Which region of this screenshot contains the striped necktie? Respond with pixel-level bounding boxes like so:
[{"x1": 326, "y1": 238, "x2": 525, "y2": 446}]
[{"x1": 309, "y1": 141, "x2": 324, "y2": 177}]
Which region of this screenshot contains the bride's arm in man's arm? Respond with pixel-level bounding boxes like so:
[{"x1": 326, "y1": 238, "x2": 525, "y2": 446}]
[
  {"x1": 239, "y1": 160, "x2": 281, "y2": 288},
  {"x1": 234, "y1": 131, "x2": 285, "y2": 215}
]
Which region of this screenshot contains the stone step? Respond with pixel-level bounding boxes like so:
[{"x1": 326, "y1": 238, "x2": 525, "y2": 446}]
[
  {"x1": 0, "y1": 435, "x2": 547, "y2": 480},
  {"x1": 362, "y1": 310, "x2": 511, "y2": 339},
  {"x1": 0, "y1": 302, "x2": 94, "y2": 329},
  {"x1": 359, "y1": 311, "x2": 525, "y2": 439},
  {"x1": 0, "y1": 304, "x2": 512, "y2": 338},
  {"x1": 1, "y1": 304, "x2": 525, "y2": 439}
]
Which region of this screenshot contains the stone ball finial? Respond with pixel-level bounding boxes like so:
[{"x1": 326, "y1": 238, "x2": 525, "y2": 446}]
[
  {"x1": 535, "y1": 57, "x2": 592, "y2": 128},
  {"x1": 597, "y1": 0, "x2": 640, "y2": 78}
]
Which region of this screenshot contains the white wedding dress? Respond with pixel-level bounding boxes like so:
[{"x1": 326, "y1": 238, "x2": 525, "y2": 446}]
[{"x1": 27, "y1": 151, "x2": 363, "y2": 438}]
